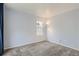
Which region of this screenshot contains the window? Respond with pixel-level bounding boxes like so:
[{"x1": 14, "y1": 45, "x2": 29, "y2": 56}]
[{"x1": 36, "y1": 20, "x2": 44, "y2": 36}]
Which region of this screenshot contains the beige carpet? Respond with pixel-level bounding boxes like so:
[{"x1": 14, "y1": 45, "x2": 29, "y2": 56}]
[{"x1": 3, "y1": 41, "x2": 79, "y2": 56}]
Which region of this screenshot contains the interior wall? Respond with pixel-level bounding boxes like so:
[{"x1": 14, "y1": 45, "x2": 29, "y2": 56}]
[
  {"x1": 4, "y1": 4, "x2": 79, "y2": 50},
  {"x1": 47, "y1": 8, "x2": 79, "y2": 50},
  {"x1": 4, "y1": 6, "x2": 46, "y2": 49}
]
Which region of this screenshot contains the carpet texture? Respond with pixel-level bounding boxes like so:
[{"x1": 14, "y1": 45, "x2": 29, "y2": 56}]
[{"x1": 3, "y1": 41, "x2": 79, "y2": 56}]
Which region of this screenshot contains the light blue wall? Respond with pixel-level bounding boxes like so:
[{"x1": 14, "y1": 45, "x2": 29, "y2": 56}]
[
  {"x1": 4, "y1": 6, "x2": 46, "y2": 49},
  {"x1": 48, "y1": 8, "x2": 79, "y2": 50}
]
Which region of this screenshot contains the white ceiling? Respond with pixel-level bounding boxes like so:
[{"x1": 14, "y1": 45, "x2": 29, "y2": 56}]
[{"x1": 5, "y1": 3, "x2": 79, "y2": 17}]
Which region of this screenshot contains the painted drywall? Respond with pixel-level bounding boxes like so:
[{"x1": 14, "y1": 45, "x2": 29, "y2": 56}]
[
  {"x1": 4, "y1": 6, "x2": 46, "y2": 49},
  {"x1": 47, "y1": 8, "x2": 79, "y2": 50}
]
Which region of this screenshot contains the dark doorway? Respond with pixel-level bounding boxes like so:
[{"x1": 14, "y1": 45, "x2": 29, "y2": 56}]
[{"x1": 0, "y1": 3, "x2": 4, "y2": 55}]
